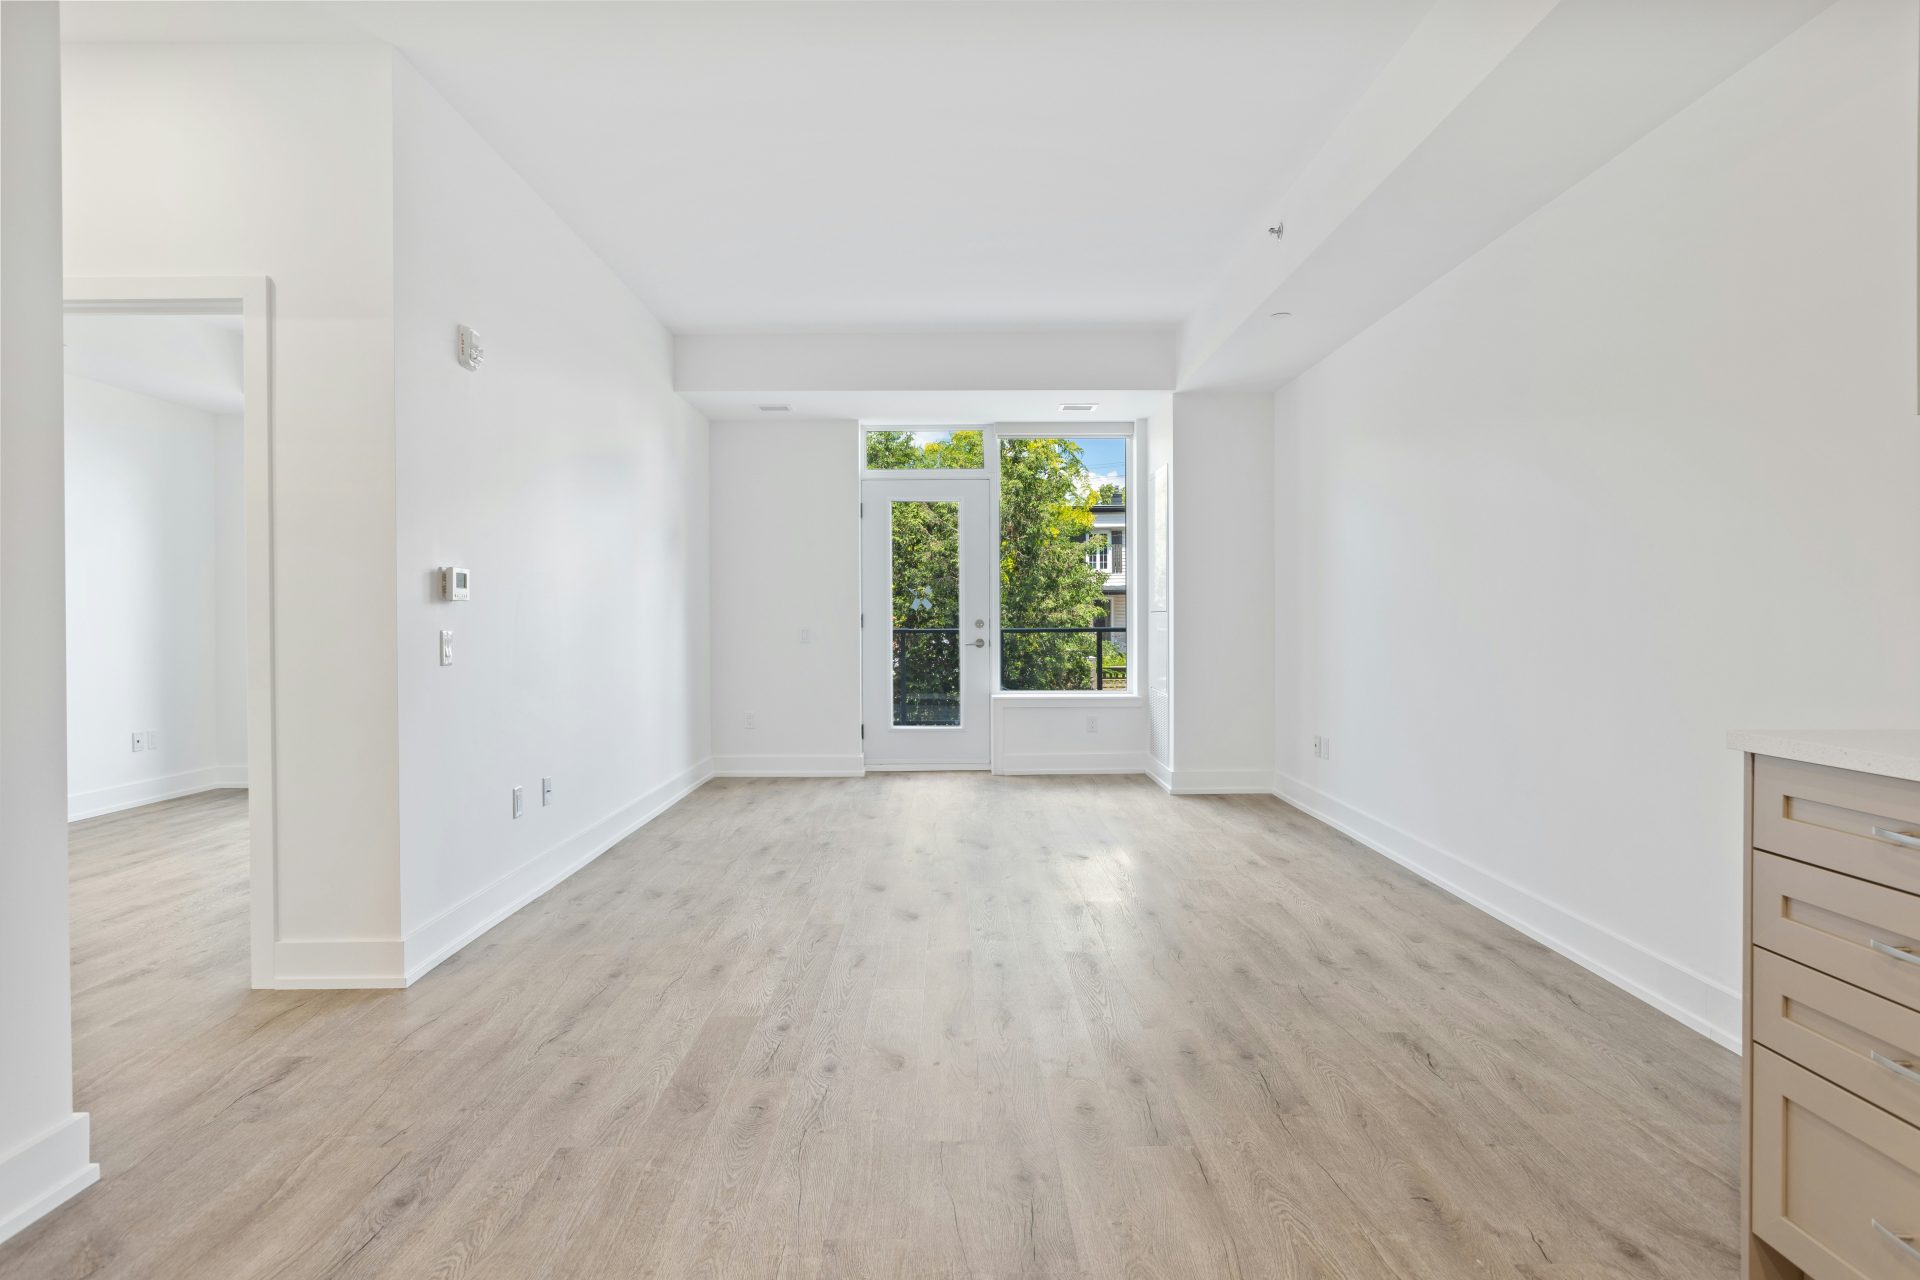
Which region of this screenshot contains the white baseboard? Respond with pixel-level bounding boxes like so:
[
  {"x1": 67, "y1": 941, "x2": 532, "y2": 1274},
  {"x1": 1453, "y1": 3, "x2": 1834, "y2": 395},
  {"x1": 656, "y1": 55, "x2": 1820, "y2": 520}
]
[
  {"x1": 68, "y1": 765, "x2": 247, "y2": 821},
  {"x1": 711, "y1": 753, "x2": 865, "y2": 778},
  {"x1": 399, "y1": 758, "x2": 715, "y2": 984},
  {"x1": 1164, "y1": 767, "x2": 1274, "y2": 795},
  {"x1": 995, "y1": 750, "x2": 1146, "y2": 775},
  {"x1": 0, "y1": 1113, "x2": 97, "y2": 1247},
  {"x1": 1145, "y1": 756, "x2": 1173, "y2": 791},
  {"x1": 270, "y1": 937, "x2": 408, "y2": 989},
  {"x1": 1271, "y1": 772, "x2": 1741, "y2": 1051}
]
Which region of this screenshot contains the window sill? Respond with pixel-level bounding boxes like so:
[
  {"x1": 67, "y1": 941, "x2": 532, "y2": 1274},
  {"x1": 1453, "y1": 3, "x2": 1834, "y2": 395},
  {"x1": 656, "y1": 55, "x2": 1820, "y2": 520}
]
[{"x1": 992, "y1": 691, "x2": 1145, "y2": 708}]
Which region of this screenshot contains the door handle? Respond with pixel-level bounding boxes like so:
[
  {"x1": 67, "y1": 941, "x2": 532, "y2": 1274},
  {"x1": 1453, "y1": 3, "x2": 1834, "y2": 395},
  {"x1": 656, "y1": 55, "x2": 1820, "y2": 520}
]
[{"x1": 970, "y1": 638, "x2": 986, "y2": 648}]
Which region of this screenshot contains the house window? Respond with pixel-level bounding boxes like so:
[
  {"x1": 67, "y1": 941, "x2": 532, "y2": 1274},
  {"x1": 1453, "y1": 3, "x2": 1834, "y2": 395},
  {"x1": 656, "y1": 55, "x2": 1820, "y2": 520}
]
[
  {"x1": 865, "y1": 428, "x2": 983, "y2": 470},
  {"x1": 998, "y1": 434, "x2": 1128, "y2": 692}
]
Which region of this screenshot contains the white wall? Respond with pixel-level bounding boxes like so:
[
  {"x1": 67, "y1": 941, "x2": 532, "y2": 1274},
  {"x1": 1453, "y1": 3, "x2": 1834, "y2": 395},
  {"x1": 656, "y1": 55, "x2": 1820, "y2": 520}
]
[
  {"x1": 1142, "y1": 406, "x2": 1174, "y2": 781},
  {"x1": 993, "y1": 694, "x2": 1148, "y2": 775},
  {"x1": 212, "y1": 413, "x2": 245, "y2": 769},
  {"x1": 708, "y1": 419, "x2": 862, "y2": 776},
  {"x1": 0, "y1": 0, "x2": 98, "y2": 1245},
  {"x1": 1271, "y1": 0, "x2": 1920, "y2": 1048},
  {"x1": 1167, "y1": 391, "x2": 1274, "y2": 792},
  {"x1": 64, "y1": 375, "x2": 244, "y2": 819},
  {"x1": 63, "y1": 42, "x2": 403, "y2": 978},
  {"x1": 391, "y1": 59, "x2": 712, "y2": 977}
]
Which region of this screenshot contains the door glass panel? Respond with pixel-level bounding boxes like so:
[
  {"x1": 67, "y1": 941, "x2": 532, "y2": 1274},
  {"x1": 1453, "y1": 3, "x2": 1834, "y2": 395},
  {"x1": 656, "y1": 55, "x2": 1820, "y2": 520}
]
[{"x1": 890, "y1": 499, "x2": 960, "y2": 726}]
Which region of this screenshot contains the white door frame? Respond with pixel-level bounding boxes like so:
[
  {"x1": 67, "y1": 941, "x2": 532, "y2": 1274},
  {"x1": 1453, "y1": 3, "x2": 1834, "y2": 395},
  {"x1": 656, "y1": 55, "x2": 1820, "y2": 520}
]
[
  {"x1": 860, "y1": 473, "x2": 994, "y2": 769},
  {"x1": 64, "y1": 276, "x2": 278, "y2": 988}
]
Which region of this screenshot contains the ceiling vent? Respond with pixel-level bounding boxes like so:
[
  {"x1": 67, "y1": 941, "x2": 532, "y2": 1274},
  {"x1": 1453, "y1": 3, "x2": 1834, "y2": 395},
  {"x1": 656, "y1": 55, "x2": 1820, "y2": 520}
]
[
  {"x1": 757, "y1": 404, "x2": 791, "y2": 412},
  {"x1": 1059, "y1": 404, "x2": 1097, "y2": 412}
]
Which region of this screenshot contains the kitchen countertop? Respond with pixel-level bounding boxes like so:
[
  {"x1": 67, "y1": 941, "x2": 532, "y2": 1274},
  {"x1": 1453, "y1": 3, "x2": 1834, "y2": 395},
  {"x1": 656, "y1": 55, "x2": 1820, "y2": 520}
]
[{"x1": 1727, "y1": 729, "x2": 1920, "y2": 783}]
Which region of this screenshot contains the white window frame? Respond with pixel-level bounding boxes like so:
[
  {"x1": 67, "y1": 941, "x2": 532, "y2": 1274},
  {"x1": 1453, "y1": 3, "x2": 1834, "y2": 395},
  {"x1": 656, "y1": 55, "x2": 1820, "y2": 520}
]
[
  {"x1": 858, "y1": 421, "x2": 1136, "y2": 698},
  {"x1": 988, "y1": 422, "x2": 1134, "y2": 696}
]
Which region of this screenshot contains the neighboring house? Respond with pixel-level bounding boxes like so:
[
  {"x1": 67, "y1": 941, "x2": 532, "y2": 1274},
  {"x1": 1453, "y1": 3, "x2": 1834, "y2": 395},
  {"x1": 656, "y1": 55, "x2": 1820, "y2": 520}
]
[{"x1": 1087, "y1": 501, "x2": 1126, "y2": 627}]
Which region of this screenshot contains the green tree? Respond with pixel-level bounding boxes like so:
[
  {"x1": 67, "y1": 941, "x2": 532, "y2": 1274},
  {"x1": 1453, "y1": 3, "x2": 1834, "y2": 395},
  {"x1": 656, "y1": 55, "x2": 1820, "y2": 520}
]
[{"x1": 997, "y1": 438, "x2": 1112, "y2": 690}]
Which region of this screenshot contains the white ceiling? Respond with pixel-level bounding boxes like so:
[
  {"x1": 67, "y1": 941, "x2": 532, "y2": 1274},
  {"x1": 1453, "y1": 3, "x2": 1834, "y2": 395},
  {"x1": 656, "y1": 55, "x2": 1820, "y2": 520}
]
[
  {"x1": 63, "y1": 312, "x2": 246, "y2": 415},
  {"x1": 63, "y1": 1, "x2": 1433, "y2": 334}
]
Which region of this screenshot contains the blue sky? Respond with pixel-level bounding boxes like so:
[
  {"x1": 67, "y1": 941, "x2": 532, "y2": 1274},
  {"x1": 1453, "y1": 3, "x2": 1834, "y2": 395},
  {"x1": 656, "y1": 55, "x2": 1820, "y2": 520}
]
[{"x1": 1077, "y1": 437, "x2": 1126, "y2": 489}]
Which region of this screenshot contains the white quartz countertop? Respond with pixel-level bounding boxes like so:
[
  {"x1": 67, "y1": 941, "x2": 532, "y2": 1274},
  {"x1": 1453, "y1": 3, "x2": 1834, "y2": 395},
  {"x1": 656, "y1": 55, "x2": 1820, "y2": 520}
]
[{"x1": 1727, "y1": 730, "x2": 1920, "y2": 783}]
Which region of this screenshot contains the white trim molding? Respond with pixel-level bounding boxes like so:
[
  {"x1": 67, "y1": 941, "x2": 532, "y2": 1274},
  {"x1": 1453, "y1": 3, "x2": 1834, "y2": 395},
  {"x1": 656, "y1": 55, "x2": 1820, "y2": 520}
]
[
  {"x1": 0, "y1": 1113, "x2": 98, "y2": 1247},
  {"x1": 711, "y1": 754, "x2": 865, "y2": 778},
  {"x1": 996, "y1": 751, "x2": 1145, "y2": 776},
  {"x1": 400, "y1": 759, "x2": 715, "y2": 984},
  {"x1": 68, "y1": 766, "x2": 246, "y2": 822},
  {"x1": 1155, "y1": 767, "x2": 1273, "y2": 795},
  {"x1": 1272, "y1": 771, "x2": 1741, "y2": 1050}
]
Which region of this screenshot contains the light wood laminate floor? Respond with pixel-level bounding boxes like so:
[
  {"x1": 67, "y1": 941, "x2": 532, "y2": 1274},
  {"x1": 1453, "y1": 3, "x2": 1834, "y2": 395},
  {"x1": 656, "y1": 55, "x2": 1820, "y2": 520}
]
[{"x1": 1, "y1": 775, "x2": 1741, "y2": 1279}]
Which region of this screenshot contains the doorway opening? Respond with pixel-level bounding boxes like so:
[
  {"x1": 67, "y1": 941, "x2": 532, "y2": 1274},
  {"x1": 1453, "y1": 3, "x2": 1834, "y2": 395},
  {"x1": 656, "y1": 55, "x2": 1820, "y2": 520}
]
[
  {"x1": 62, "y1": 278, "x2": 276, "y2": 988},
  {"x1": 859, "y1": 424, "x2": 1135, "y2": 771}
]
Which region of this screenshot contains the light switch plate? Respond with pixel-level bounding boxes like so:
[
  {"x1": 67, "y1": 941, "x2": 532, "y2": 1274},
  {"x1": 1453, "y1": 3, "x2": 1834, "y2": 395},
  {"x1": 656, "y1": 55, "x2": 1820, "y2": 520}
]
[
  {"x1": 511, "y1": 786, "x2": 524, "y2": 818},
  {"x1": 440, "y1": 630, "x2": 454, "y2": 666},
  {"x1": 541, "y1": 777, "x2": 553, "y2": 806}
]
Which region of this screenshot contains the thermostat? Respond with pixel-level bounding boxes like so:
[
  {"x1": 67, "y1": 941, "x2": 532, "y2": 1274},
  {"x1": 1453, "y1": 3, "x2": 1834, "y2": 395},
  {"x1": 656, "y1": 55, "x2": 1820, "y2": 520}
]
[{"x1": 438, "y1": 567, "x2": 471, "y2": 601}]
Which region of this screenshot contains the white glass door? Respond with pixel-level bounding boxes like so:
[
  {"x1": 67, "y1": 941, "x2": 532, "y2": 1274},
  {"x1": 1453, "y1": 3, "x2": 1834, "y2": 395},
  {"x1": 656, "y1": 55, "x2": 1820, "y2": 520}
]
[{"x1": 861, "y1": 476, "x2": 992, "y2": 769}]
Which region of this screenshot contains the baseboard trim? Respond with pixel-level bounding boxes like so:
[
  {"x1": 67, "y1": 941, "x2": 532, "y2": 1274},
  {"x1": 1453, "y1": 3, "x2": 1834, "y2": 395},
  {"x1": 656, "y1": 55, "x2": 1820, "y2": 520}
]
[
  {"x1": 270, "y1": 938, "x2": 408, "y2": 989},
  {"x1": 1145, "y1": 756, "x2": 1173, "y2": 791},
  {"x1": 1271, "y1": 772, "x2": 1741, "y2": 1051},
  {"x1": 1164, "y1": 767, "x2": 1274, "y2": 795},
  {"x1": 711, "y1": 753, "x2": 865, "y2": 778},
  {"x1": 400, "y1": 758, "x2": 715, "y2": 985},
  {"x1": 68, "y1": 765, "x2": 247, "y2": 821},
  {"x1": 0, "y1": 1113, "x2": 97, "y2": 1247},
  {"x1": 995, "y1": 751, "x2": 1146, "y2": 776}
]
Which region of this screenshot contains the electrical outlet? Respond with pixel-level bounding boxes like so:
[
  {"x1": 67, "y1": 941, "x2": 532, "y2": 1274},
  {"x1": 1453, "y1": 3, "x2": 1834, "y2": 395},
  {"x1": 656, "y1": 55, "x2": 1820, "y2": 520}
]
[
  {"x1": 744, "y1": 712, "x2": 756, "y2": 730},
  {"x1": 131, "y1": 731, "x2": 146, "y2": 753},
  {"x1": 1085, "y1": 715, "x2": 1098, "y2": 734},
  {"x1": 541, "y1": 776, "x2": 553, "y2": 807},
  {"x1": 1322, "y1": 736, "x2": 1331, "y2": 760},
  {"x1": 1312, "y1": 735, "x2": 1323, "y2": 759},
  {"x1": 798, "y1": 627, "x2": 812, "y2": 644},
  {"x1": 511, "y1": 785, "x2": 524, "y2": 819},
  {"x1": 146, "y1": 729, "x2": 159, "y2": 752}
]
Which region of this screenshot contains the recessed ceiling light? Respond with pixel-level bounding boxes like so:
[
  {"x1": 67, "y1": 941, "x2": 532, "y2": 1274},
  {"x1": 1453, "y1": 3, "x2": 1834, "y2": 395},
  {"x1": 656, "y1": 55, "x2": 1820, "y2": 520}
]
[
  {"x1": 756, "y1": 404, "x2": 790, "y2": 412},
  {"x1": 1060, "y1": 404, "x2": 1097, "y2": 412}
]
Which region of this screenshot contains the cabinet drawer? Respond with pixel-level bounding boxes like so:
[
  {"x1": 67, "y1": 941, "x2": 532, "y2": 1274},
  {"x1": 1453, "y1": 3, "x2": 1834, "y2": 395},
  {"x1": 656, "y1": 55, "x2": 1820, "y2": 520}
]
[
  {"x1": 1754, "y1": 852, "x2": 1920, "y2": 1012},
  {"x1": 1754, "y1": 948, "x2": 1920, "y2": 1130},
  {"x1": 1753, "y1": 1047, "x2": 1920, "y2": 1279},
  {"x1": 1756, "y1": 756, "x2": 1920, "y2": 895}
]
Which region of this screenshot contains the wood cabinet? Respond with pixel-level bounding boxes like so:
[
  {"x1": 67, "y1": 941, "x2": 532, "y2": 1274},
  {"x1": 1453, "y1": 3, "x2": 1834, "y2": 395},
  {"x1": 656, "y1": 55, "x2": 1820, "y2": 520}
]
[{"x1": 1743, "y1": 745, "x2": 1920, "y2": 1280}]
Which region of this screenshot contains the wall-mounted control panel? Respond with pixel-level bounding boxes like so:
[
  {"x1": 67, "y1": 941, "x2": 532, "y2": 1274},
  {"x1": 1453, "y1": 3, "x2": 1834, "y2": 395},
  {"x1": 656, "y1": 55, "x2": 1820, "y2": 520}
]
[{"x1": 438, "y1": 567, "x2": 471, "y2": 601}]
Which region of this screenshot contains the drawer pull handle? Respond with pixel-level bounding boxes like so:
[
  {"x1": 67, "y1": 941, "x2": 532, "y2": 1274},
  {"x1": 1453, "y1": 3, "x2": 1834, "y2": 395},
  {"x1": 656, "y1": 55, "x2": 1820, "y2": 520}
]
[
  {"x1": 1870, "y1": 938, "x2": 1920, "y2": 967},
  {"x1": 1872, "y1": 826, "x2": 1920, "y2": 851},
  {"x1": 1871, "y1": 1050, "x2": 1920, "y2": 1086},
  {"x1": 1873, "y1": 1219, "x2": 1920, "y2": 1266}
]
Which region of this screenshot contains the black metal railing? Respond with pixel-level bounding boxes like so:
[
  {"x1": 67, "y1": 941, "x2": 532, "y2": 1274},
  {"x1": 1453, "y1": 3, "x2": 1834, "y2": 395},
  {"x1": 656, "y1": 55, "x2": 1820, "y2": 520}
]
[
  {"x1": 999, "y1": 626, "x2": 1127, "y2": 692},
  {"x1": 892, "y1": 625, "x2": 1130, "y2": 722},
  {"x1": 891, "y1": 627, "x2": 960, "y2": 725}
]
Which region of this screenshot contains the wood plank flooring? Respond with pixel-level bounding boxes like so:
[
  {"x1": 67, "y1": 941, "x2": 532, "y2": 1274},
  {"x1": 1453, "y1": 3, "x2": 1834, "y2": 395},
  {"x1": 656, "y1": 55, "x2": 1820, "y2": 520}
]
[{"x1": 0, "y1": 774, "x2": 1742, "y2": 1279}]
